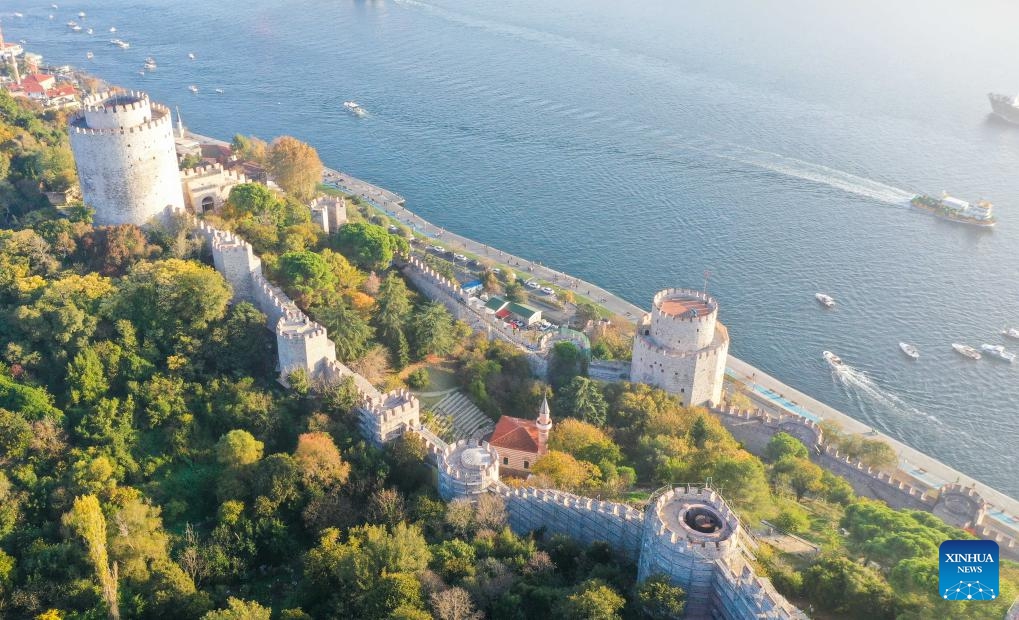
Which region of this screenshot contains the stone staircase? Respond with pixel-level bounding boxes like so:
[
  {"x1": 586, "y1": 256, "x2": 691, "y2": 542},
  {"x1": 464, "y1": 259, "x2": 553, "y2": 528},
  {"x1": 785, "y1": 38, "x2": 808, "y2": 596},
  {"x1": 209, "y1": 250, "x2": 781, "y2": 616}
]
[{"x1": 431, "y1": 391, "x2": 495, "y2": 442}]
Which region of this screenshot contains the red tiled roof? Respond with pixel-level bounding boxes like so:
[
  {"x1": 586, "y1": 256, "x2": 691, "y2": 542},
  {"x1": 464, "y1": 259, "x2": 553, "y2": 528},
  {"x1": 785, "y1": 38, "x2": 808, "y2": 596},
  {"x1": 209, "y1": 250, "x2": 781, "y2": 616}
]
[
  {"x1": 47, "y1": 84, "x2": 76, "y2": 97},
  {"x1": 488, "y1": 416, "x2": 540, "y2": 454}
]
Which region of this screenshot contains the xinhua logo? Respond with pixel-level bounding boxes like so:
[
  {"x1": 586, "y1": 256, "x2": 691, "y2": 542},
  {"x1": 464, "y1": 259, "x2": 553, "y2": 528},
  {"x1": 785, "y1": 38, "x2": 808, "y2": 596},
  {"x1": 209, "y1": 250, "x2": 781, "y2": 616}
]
[{"x1": 939, "y1": 540, "x2": 999, "y2": 600}]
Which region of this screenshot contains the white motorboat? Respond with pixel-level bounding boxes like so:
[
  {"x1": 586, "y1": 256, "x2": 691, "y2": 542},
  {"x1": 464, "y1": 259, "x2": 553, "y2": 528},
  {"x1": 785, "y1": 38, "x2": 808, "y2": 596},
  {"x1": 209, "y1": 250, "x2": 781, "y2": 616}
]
[
  {"x1": 214, "y1": 88, "x2": 224, "y2": 94},
  {"x1": 952, "y1": 343, "x2": 981, "y2": 360},
  {"x1": 822, "y1": 350, "x2": 844, "y2": 369},
  {"x1": 86, "y1": 51, "x2": 93, "y2": 60},
  {"x1": 188, "y1": 84, "x2": 199, "y2": 94},
  {"x1": 187, "y1": 52, "x2": 195, "y2": 60},
  {"x1": 78, "y1": 11, "x2": 85, "y2": 18},
  {"x1": 109, "y1": 27, "x2": 117, "y2": 33},
  {"x1": 86, "y1": 28, "x2": 93, "y2": 34},
  {"x1": 71, "y1": 24, "x2": 82, "y2": 32},
  {"x1": 980, "y1": 343, "x2": 1016, "y2": 363},
  {"x1": 899, "y1": 342, "x2": 919, "y2": 360},
  {"x1": 13, "y1": 12, "x2": 23, "y2": 18},
  {"x1": 109, "y1": 38, "x2": 129, "y2": 49},
  {"x1": 343, "y1": 100, "x2": 367, "y2": 116},
  {"x1": 143, "y1": 57, "x2": 157, "y2": 70},
  {"x1": 1002, "y1": 327, "x2": 1019, "y2": 340},
  {"x1": 815, "y1": 293, "x2": 836, "y2": 309}
]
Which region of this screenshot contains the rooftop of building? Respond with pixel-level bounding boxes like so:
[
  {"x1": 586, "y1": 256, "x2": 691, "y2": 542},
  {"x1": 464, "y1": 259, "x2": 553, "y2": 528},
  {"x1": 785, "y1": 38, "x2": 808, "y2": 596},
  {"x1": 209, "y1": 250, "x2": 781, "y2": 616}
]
[
  {"x1": 659, "y1": 297, "x2": 713, "y2": 318},
  {"x1": 489, "y1": 415, "x2": 540, "y2": 454}
]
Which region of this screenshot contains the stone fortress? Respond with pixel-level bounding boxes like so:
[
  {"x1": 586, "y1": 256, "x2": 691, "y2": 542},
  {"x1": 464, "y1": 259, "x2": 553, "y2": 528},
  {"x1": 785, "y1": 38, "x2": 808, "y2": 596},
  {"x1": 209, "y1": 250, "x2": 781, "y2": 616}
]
[
  {"x1": 66, "y1": 90, "x2": 813, "y2": 618},
  {"x1": 69, "y1": 91, "x2": 185, "y2": 226},
  {"x1": 630, "y1": 288, "x2": 730, "y2": 408}
]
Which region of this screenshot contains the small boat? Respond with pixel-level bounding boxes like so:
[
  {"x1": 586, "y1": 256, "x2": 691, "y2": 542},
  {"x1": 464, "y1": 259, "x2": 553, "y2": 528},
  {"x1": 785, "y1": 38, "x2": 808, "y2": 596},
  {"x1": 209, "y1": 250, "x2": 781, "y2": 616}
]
[
  {"x1": 71, "y1": 24, "x2": 82, "y2": 32},
  {"x1": 49, "y1": 14, "x2": 54, "y2": 20},
  {"x1": 899, "y1": 342, "x2": 919, "y2": 360},
  {"x1": 815, "y1": 293, "x2": 836, "y2": 309},
  {"x1": 78, "y1": 11, "x2": 85, "y2": 17},
  {"x1": 86, "y1": 28, "x2": 93, "y2": 34},
  {"x1": 214, "y1": 88, "x2": 224, "y2": 94},
  {"x1": 188, "y1": 84, "x2": 198, "y2": 94},
  {"x1": 86, "y1": 51, "x2": 93, "y2": 60},
  {"x1": 952, "y1": 343, "x2": 981, "y2": 360},
  {"x1": 13, "y1": 12, "x2": 23, "y2": 18},
  {"x1": 51, "y1": 4, "x2": 58, "y2": 9},
  {"x1": 343, "y1": 100, "x2": 367, "y2": 116},
  {"x1": 187, "y1": 52, "x2": 195, "y2": 60},
  {"x1": 980, "y1": 343, "x2": 1016, "y2": 363},
  {"x1": 1002, "y1": 327, "x2": 1019, "y2": 340},
  {"x1": 109, "y1": 27, "x2": 117, "y2": 33},
  {"x1": 143, "y1": 57, "x2": 157, "y2": 70},
  {"x1": 822, "y1": 350, "x2": 844, "y2": 369},
  {"x1": 109, "y1": 38, "x2": 129, "y2": 49}
]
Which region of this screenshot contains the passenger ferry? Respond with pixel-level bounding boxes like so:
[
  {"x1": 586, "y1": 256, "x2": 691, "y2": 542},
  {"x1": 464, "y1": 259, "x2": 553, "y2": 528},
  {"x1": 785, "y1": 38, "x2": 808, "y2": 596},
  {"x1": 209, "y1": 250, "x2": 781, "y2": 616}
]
[{"x1": 910, "y1": 192, "x2": 996, "y2": 228}]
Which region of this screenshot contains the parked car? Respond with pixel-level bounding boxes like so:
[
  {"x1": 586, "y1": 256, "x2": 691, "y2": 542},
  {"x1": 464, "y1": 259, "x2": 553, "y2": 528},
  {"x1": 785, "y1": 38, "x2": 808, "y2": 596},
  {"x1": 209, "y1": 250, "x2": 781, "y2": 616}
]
[{"x1": 541, "y1": 286, "x2": 555, "y2": 295}]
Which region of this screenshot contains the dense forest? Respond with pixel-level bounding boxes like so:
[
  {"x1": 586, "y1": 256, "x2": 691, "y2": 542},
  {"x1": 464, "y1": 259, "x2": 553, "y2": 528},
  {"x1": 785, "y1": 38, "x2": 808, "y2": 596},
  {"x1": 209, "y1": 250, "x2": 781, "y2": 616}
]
[{"x1": 0, "y1": 91, "x2": 1016, "y2": 619}]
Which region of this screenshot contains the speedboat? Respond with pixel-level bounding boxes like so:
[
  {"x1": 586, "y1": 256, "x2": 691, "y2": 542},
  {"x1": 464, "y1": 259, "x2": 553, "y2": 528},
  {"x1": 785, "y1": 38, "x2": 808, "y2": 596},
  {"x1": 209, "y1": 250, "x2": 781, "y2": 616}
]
[
  {"x1": 188, "y1": 85, "x2": 199, "y2": 94},
  {"x1": 1002, "y1": 327, "x2": 1019, "y2": 340},
  {"x1": 822, "y1": 350, "x2": 844, "y2": 369},
  {"x1": 343, "y1": 100, "x2": 367, "y2": 116},
  {"x1": 899, "y1": 342, "x2": 919, "y2": 360},
  {"x1": 980, "y1": 343, "x2": 1016, "y2": 363},
  {"x1": 952, "y1": 343, "x2": 981, "y2": 360},
  {"x1": 815, "y1": 293, "x2": 836, "y2": 309}
]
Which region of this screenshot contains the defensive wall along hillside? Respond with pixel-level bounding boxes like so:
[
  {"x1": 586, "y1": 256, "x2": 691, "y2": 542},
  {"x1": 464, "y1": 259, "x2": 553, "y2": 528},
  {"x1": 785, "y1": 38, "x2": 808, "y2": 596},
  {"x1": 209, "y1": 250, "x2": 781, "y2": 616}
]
[{"x1": 190, "y1": 218, "x2": 805, "y2": 619}]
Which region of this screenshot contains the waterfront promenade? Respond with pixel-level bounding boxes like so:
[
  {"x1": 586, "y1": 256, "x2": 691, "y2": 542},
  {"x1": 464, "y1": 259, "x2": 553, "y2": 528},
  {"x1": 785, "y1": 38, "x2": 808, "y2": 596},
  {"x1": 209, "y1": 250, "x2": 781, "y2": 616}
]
[{"x1": 188, "y1": 130, "x2": 1019, "y2": 528}]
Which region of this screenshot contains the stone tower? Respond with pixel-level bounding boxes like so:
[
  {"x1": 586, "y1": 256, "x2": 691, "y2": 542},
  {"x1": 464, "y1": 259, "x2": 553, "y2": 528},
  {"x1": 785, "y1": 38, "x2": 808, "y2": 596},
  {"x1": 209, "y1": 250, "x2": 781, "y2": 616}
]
[
  {"x1": 630, "y1": 288, "x2": 729, "y2": 407},
  {"x1": 69, "y1": 91, "x2": 185, "y2": 226},
  {"x1": 535, "y1": 396, "x2": 552, "y2": 454}
]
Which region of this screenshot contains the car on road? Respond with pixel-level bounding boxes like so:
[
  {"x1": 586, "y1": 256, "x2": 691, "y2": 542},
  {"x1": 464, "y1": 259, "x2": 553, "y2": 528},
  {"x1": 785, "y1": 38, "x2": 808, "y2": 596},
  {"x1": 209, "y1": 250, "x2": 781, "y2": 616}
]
[
  {"x1": 525, "y1": 280, "x2": 540, "y2": 289},
  {"x1": 453, "y1": 254, "x2": 468, "y2": 261},
  {"x1": 540, "y1": 286, "x2": 555, "y2": 295},
  {"x1": 430, "y1": 245, "x2": 444, "y2": 253}
]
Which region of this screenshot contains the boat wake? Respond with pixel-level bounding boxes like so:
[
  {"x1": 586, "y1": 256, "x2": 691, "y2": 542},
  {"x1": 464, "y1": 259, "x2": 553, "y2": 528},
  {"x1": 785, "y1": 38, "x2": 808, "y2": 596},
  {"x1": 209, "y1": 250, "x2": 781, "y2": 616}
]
[
  {"x1": 715, "y1": 146, "x2": 916, "y2": 205},
  {"x1": 830, "y1": 363, "x2": 942, "y2": 425}
]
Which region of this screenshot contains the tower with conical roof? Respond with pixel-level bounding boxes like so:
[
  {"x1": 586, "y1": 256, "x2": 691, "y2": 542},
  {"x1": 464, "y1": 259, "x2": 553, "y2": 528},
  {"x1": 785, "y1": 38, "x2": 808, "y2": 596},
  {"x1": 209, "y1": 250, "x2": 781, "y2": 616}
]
[{"x1": 535, "y1": 396, "x2": 552, "y2": 454}]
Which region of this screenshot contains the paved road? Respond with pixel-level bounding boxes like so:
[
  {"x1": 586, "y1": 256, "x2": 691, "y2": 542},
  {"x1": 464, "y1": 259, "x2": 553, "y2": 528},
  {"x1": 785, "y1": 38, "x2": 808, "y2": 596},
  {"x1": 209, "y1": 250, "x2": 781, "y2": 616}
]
[{"x1": 187, "y1": 131, "x2": 1019, "y2": 527}]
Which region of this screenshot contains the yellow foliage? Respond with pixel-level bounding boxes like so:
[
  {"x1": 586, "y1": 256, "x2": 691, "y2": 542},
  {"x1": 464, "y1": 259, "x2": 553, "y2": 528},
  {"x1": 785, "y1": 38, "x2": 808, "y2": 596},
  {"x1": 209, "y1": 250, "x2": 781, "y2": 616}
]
[{"x1": 348, "y1": 290, "x2": 376, "y2": 314}]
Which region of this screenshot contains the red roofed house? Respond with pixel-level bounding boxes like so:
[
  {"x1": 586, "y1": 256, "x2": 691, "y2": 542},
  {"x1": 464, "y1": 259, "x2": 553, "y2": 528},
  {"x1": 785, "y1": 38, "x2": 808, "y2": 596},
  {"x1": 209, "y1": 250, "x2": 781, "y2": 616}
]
[
  {"x1": 20, "y1": 73, "x2": 56, "y2": 100},
  {"x1": 487, "y1": 397, "x2": 552, "y2": 475}
]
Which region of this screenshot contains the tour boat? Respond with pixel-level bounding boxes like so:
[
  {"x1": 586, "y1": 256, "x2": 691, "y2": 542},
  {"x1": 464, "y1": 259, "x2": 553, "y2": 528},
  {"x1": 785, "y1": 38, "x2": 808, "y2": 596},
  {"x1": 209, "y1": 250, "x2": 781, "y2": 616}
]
[
  {"x1": 951, "y1": 343, "x2": 981, "y2": 360},
  {"x1": 822, "y1": 350, "x2": 844, "y2": 369},
  {"x1": 1002, "y1": 327, "x2": 1019, "y2": 340},
  {"x1": 815, "y1": 293, "x2": 836, "y2": 309},
  {"x1": 188, "y1": 84, "x2": 199, "y2": 94},
  {"x1": 899, "y1": 342, "x2": 919, "y2": 360},
  {"x1": 980, "y1": 344, "x2": 1016, "y2": 363}
]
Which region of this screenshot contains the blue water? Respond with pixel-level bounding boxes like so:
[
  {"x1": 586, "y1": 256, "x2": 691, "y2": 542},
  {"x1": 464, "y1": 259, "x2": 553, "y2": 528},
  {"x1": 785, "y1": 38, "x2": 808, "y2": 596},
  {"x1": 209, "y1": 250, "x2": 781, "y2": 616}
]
[{"x1": 5, "y1": 0, "x2": 1019, "y2": 496}]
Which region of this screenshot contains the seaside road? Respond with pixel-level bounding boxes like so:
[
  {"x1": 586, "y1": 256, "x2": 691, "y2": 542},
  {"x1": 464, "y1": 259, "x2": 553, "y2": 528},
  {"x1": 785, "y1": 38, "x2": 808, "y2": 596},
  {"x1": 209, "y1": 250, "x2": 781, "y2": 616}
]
[{"x1": 186, "y1": 131, "x2": 1019, "y2": 528}]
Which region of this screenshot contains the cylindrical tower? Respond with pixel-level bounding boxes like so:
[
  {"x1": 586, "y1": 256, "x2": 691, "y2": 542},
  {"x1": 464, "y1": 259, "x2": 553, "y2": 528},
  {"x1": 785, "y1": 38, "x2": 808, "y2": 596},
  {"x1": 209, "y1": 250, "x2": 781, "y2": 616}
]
[
  {"x1": 437, "y1": 439, "x2": 501, "y2": 501},
  {"x1": 69, "y1": 91, "x2": 185, "y2": 226},
  {"x1": 630, "y1": 288, "x2": 730, "y2": 407},
  {"x1": 638, "y1": 486, "x2": 742, "y2": 618}
]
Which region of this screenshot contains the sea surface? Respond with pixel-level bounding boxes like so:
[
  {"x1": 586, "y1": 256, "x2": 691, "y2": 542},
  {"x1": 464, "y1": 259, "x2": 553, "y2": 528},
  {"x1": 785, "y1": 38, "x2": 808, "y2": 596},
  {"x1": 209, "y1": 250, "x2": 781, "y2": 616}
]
[{"x1": 5, "y1": 0, "x2": 1019, "y2": 496}]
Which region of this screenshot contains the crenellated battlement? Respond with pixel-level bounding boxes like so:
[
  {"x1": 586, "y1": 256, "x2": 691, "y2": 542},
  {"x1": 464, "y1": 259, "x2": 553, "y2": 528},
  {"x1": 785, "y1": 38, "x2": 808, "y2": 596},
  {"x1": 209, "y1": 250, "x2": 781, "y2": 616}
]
[{"x1": 652, "y1": 288, "x2": 719, "y2": 324}]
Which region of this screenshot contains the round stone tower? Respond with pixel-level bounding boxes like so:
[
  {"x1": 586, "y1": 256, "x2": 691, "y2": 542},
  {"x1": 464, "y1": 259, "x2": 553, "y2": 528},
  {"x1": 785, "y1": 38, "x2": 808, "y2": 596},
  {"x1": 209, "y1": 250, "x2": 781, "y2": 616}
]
[
  {"x1": 69, "y1": 91, "x2": 185, "y2": 226},
  {"x1": 638, "y1": 486, "x2": 742, "y2": 618},
  {"x1": 630, "y1": 288, "x2": 729, "y2": 407},
  {"x1": 437, "y1": 439, "x2": 501, "y2": 501}
]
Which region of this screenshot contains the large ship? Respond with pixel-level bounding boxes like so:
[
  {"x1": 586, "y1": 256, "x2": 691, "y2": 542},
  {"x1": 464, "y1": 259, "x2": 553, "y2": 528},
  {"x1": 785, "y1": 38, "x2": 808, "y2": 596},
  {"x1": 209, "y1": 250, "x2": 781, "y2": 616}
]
[
  {"x1": 910, "y1": 192, "x2": 996, "y2": 228},
  {"x1": 988, "y1": 93, "x2": 1019, "y2": 124}
]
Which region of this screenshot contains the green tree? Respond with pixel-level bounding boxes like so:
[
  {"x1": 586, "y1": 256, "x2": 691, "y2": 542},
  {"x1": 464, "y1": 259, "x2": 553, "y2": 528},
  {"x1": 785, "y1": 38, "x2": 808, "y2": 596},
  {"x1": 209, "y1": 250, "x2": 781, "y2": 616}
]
[
  {"x1": 636, "y1": 574, "x2": 686, "y2": 619},
  {"x1": 216, "y1": 430, "x2": 264, "y2": 468},
  {"x1": 548, "y1": 341, "x2": 583, "y2": 389},
  {"x1": 312, "y1": 299, "x2": 373, "y2": 361},
  {"x1": 277, "y1": 250, "x2": 336, "y2": 300},
  {"x1": 532, "y1": 451, "x2": 601, "y2": 491},
  {"x1": 202, "y1": 597, "x2": 271, "y2": 620},
  {"x1": 802, "y1": 556, "x2": 894, "y2": 619},
  {"x1": 408, "y1": 301, "x2": 456, "y2": 360},
  {"x1": 772, "y1": 456, "x2": 824, "y2": 500},
  {"x1": 555, "y1": 377, "x2": 608, "y2": 427},
  {"x1": 335, "y1": 222, "x2": 407, "y2": 271},
  {"x1": 558, "y1": 580, "x2": 624, "y2": 620},
  {"x1": 765, "y1": 432, "x2": 809, "y2": 462},
  {"x1": 63, "y1": 495, "x2": 120, "y2": 620},
  {"x1": 67, "y1": 346, "x2": 108, "y2": 405}
]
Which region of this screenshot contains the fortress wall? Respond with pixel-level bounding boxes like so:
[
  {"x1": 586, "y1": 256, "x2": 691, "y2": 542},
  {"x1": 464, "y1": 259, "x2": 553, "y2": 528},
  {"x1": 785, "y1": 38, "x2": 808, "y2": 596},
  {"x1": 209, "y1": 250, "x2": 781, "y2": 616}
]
[
  {"x1": 401, "y1": 257, "x2": 547, "y2": 376},
  {"x1": 712, "y1": 558, "x2": 807, "y2": 620},
  {"x1": 588, "y1": 359, "x2": 632, "y2": 381},
  {"x1": 495, "y1": 486, "x2": 644, "y2": 560}
]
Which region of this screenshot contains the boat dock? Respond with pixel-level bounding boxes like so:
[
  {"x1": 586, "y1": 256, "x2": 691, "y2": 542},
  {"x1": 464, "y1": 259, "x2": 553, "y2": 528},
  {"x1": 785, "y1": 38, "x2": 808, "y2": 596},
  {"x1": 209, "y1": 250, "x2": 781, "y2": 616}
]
[{"x1": 186, "y1": 130, "x2": 1019, "y2": 532}]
